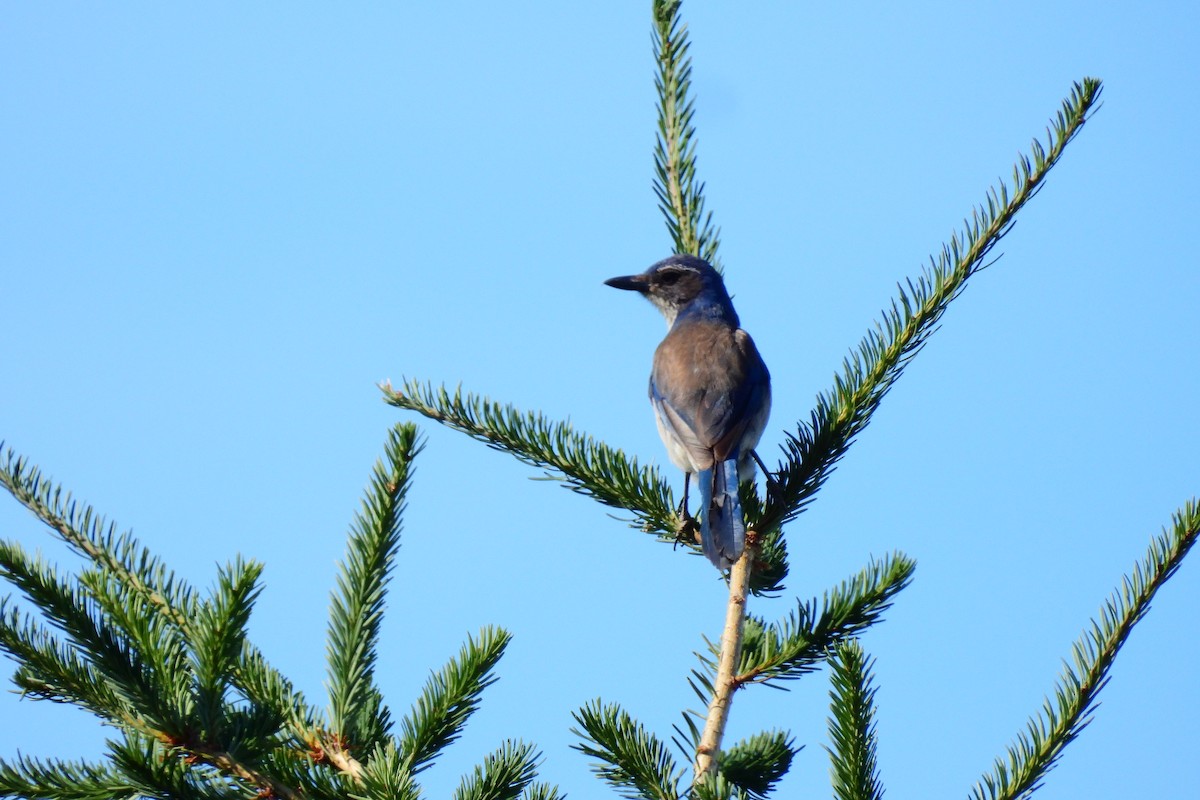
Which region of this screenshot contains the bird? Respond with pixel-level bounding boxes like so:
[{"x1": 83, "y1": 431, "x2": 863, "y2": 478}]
[{"x1": 605, "y1": 254, "x2": 771, "y2": 570}]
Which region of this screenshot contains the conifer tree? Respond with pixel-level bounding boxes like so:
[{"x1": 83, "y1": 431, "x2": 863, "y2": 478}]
[{"x1": 3, "y1": 3, "x2": 1197, "y2": 799}]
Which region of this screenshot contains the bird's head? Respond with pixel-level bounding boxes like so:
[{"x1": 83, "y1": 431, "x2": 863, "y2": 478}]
[{"x1": 605, "y1": 254, "x2": 734, "y2": 327}]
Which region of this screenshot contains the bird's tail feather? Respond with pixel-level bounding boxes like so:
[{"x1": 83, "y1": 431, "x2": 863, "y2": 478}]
[{"x1": 699, "y1": 459, "x2": 746, "y2": 570}]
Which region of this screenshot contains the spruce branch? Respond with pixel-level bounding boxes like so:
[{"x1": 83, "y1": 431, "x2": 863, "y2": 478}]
[
  {"x1": 969, "y1": 498, "x2": 1200, "y2": 800},
  {"x1": 190, "y1": 557, "x2": 264, "y2": 738},
  {"x1": 397, "y1": 625, "x2": 511, "y2": 777},
  {"x1": 653, "y1": 0, "x2": 721, "y2": 267},
  {"x1": 0, "y1": 450, "x2": 321, "y2": 800},
  {"x1": 2, "y1": 435, "x2": 545, "y2": 797},
  {"x1": 0, "y1": 453, "x2": 314, "y2": 796},
  {"x1": 159, "y1": 745, "x2": 296, "y2": 800},
  {"x1": 718, "y1": 729, "x2": 797, "y2": 800},
  {"x1": 452, "y1": 740, "x2": 541, "y2": 800},
  {"x1": 382, "y1": 384, "x2": 787, "y2": 597},
  {"x1": 0, "y1": 444, "x2": 198, "y2": 629},
  {"x1": 104, "y1": 731, "x2": 297, "y2": 800},
  {"x1": 521, "y1": 782, "x2": 567, "y2": 800},
  {"x1": 381, "y1": 380, "x2": 679, "y2": 537},
  {"x1": 572, "y1": 699, "x2": 685, "y2": 800},
  {"x1": 688, "y1": 771, "x2": 739, "y2": 800},
  {"x1": 0, "y1": 446, "x2": 336, "y2": 799},
  {"x1": 326, "y1": 423, "x2": 422, "y2": 760},
  {"x1": 0, "y1": 540, "x2": 175, "y2": 737},
  {"x1": 753, "y1": 78, "x2": 1104, "y2": 535},
  {"x1": 677, "y1": 553, "x2": 910, "y2": 790},
  {"x1": 826, "y1": 640, "x2": 884, "y2": 800},
  {"x1": 356, "y1": 742, "x2": 421, "y2": 800},
  {"x1": 233, "y1": 642, "x2": 321, "y2": 748},
  {"x1": 733, "y1": 553, "x2": 914, "y2": 686},
  {"x1": 0, "y1": 442, "x2": 323, "y2": 741},
  {"x1": 0, "y1": 597, "x2": 124, "y2": 714},
  {"x1": 73, "y1": 565, "x2": 193, "y2": 732},
  {"x1": 0, "y1": 752, "x2": 134, "y2": 800}
]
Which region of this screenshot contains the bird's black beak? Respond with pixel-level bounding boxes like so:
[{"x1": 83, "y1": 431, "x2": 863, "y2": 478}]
[{"x1": 604, "y1": 274, "x2": 648, "y2": 292}]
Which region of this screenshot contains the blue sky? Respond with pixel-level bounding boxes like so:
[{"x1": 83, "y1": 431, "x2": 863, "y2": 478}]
[{"x1": 2, "y1": 3, "x2": 1197, "y2": 798}]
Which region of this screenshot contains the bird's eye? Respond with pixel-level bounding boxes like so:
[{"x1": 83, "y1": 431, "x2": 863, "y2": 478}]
[{"x1": 659, "y1": 269, "x2": 682, "y2": 285}]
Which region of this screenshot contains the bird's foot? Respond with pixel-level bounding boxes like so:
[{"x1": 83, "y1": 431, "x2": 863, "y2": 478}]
[
  {"x1": 673, "y1": 508, "x2": 701, "y2": 550},
  {"x1": 750, "y1": 450, "x2": 783, "y2": 502}
]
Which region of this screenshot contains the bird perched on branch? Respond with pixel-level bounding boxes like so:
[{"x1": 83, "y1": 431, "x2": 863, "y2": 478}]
[{"x1": 605, "y1": 254, "x2": 771, "y2": 570}]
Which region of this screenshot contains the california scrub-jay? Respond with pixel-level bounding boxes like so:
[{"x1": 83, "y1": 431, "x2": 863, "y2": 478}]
[{"x1": 606, "y1": 255, "x2": 771, "y2": 570}]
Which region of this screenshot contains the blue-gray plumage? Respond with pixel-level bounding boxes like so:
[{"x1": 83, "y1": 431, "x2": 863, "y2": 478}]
[{"x1": 605, "y1": 255, "x2": 771, "y2": 569}]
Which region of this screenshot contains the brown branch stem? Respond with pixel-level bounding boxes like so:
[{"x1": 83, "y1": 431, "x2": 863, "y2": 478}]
[
  {"x1": 693, "y1": 534, "x2": 755, "y2": 780},
  {"x1": 323, "y1": 739, "x2": 366, "y2": 784},
  {"x1": 197, "y1": 746, "x2": 303, "y2": 800}
]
